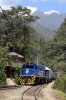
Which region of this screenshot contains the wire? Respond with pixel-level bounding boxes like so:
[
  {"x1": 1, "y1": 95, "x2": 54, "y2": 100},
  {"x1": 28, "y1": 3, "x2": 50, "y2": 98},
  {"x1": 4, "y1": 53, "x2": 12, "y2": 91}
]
[{"x1": 0, "y1": 6, "x2": 13, "y2": 28}]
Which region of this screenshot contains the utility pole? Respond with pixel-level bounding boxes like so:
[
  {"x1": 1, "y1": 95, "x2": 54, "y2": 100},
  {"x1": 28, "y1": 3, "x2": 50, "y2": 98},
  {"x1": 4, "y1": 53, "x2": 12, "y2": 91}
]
[
  {"x1": 36, "y1": 51, "x2": 38, "y2": 65},
  {"x1": 35, "y1": 37, "x2": 41, "y2": 65}
]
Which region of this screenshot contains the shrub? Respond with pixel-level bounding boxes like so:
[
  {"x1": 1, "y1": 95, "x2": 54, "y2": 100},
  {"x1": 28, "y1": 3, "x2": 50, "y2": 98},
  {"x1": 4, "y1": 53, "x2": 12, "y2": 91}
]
[
  {"x1": 0, "y1": 70, "x2": 7, "y2": 86},
  {"x1": 53, "y1": 74, "x2": 66, "y2": 93},
  {"x1": 0, "y1": 47, "x2": 10, "y2": 86},
  {"x1": 14, "y1": 71, "x2": 20, "y2": 85}
]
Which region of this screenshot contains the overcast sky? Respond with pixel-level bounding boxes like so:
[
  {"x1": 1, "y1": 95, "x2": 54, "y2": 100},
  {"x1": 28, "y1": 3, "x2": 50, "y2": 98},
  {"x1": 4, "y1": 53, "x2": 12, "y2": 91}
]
[{"x1": 0, "y1": 0, "x2": 66, "y2": 14}]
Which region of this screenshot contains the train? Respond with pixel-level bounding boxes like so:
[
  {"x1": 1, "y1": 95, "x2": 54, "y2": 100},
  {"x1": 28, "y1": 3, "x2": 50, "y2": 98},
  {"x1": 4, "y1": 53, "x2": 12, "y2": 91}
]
[{"x1": 20, "y1": 62, "x2": 54, "y2": 85}]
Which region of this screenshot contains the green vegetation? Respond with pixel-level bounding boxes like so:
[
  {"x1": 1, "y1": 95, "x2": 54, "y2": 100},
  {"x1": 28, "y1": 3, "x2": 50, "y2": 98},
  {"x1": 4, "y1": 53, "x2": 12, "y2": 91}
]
[
  {"x1": 14, "y1": 71, "x2": 20, "y2": 85},
  {"x1": 41, "y1": 18, "x2": 66, "y2": 93},
  {"x1": 53, "y1": 74, "x2": 66, "y2": 93},
  {"x1": 54, "y1": 89, "x2": 66, "y2": 100},
  {"x1": 0, "y1": 6, "x2": 39, "y2": 62},
  {"x1": 0, "y1": 47, "x2": 10, "y2": 86},
  {"x1": 0, "y1": 70, "x2": 6, "y2": 86}
]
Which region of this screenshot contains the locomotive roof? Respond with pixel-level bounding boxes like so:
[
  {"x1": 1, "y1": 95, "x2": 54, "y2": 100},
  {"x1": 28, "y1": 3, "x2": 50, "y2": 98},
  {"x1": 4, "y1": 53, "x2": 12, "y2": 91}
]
[
  {"x1": 44, "y1": 66, "x2": 51, "y2": 70},
  {"x1": 22, "y1": 63, "x2": 52, "y2": 70},
  {"x1": 23, "y1": 62, "x2": 45, "y2": 69}
]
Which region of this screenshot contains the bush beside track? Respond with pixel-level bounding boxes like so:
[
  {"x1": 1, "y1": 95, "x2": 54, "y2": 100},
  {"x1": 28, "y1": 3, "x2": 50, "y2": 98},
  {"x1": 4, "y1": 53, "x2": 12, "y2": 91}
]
[{"x1": 53, "y1": 74, "x2": 66, "y2": 93}]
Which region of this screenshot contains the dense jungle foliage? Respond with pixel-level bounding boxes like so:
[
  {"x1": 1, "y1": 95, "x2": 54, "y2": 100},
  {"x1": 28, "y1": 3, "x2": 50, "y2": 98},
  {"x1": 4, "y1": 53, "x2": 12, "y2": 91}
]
[
  {"x1": 0, "y1": 6, "x2": 66, "y2": 92},
  {"x1": 0, "y1": 47, "x2": 11, "y2": 86}
]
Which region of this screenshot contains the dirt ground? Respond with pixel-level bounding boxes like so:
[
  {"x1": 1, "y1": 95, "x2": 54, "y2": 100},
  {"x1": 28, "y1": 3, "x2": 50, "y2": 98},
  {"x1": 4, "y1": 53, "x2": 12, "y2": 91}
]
[
  {"x1": 41, "y1": 81, "x2": 59, "y2": 100},
  {"x1": 0, "y1": 81, "x2": 59, "y2": 100}
]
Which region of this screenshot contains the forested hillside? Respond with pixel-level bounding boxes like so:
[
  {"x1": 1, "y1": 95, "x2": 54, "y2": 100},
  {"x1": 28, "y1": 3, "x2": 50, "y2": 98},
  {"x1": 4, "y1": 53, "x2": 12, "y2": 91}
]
[
  {"x1": 29, "y1": 22, "x2": 56, "y2": 39},
  {"x1": 41, "y1": 18, "x2": 66, "y2": 74},
  {"x1": 0, "y1": 6, "x2": 41, "y2": 62},
  {"x1": 40, "y1": 18, "x2": 66, "y2": 93}
]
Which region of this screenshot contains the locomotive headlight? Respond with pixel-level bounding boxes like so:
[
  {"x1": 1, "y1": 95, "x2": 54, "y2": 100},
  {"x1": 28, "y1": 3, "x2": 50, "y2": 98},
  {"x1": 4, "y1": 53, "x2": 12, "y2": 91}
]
[{"x1": 26, "y1": 68, "x2": 29, "y2": 74}]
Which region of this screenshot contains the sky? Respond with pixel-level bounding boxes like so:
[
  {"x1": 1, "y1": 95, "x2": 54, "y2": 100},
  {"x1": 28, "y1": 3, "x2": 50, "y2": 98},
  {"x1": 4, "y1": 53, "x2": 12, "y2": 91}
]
[{"x1": 0, "y1": 0, "x2": 66, "y2": 14}]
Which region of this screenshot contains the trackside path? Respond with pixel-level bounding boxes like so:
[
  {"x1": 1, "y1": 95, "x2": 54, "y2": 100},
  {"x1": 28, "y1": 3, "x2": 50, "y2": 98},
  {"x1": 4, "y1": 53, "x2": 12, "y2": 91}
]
[{"x1": 41, "y1": 81, "x2": 58, "y2": 100}]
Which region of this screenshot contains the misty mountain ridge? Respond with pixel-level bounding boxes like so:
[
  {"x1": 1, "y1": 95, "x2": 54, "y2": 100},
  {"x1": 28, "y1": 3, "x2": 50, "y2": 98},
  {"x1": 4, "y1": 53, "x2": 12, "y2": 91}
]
[
  {"x1": 29, "y1": 22, "x2": 56, "y2": 40},
  {"x1": 32, "y1": 10, "x2": 66, "y2": 30}
]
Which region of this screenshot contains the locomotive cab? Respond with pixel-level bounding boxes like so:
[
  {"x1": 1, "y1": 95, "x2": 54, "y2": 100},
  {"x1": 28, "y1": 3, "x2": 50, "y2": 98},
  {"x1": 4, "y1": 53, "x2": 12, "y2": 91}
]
[{"x1": 20, "y1": 63, "x2": 38, "y2": 76}]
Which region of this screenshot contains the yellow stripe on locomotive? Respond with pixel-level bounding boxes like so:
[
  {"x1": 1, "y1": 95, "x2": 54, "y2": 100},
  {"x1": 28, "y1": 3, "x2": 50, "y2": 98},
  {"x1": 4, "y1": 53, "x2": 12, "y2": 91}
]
[{"x1": 20, "y1": 76, "x2": 36, "y2": 84}]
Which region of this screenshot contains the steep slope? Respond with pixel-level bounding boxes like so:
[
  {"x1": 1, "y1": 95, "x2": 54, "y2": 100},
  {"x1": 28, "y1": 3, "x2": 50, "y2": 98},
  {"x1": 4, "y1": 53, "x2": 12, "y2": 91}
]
[
  {"x1": 33, "y1": 10, "x2": 66, "y2": 30},
  {"x1": 29, "y1": 22, "x2": 56, "y2": 40}
]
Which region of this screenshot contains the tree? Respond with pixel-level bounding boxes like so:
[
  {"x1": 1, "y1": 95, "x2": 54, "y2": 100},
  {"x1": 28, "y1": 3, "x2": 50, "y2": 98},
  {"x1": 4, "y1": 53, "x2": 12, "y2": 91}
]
[
  {"x1": 0, "y1": 46, "x2": 11, "y2": 86},
  {"x1": 0, "y1": 6, "x2": 39, "y2": 62}
]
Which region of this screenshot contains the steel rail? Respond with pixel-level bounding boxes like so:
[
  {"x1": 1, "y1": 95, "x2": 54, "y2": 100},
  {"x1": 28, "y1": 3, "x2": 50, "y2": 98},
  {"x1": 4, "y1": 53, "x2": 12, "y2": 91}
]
[
  {"x1": 22, "y1": 84, "x2": 47, "y2": 100},
  {"x1": 34, "y1": 84, "x2": 47, "y2": 100},
  {"x1": 22, "y1": 86, "x2": 33, "y2": 100}
]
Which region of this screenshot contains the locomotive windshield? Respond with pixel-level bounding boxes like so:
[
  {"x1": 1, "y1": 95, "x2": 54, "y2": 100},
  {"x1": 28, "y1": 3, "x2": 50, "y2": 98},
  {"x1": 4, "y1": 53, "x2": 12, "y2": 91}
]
[
  {"x1": 26, "y1": 65, "x2": 34, "y2": 69},
  {"x1": 22, "y1": 64, "x2": 34, "y2": 69}
]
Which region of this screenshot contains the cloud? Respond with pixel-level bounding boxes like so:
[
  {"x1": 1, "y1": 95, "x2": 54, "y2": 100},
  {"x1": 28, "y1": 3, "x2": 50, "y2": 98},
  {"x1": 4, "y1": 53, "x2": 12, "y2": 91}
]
[
  {"x1": 27, "y1": 6, "x2": 38, "y2": 14},
  {"x1": 0, "y1": 0, "x2": 20, "y2": 10},
  {"x1": 57, "y1": 0, "x2": 66, "y2": 3},
  {"x1": 44, "y1": 10, "x2": 59, "y2": 15}
]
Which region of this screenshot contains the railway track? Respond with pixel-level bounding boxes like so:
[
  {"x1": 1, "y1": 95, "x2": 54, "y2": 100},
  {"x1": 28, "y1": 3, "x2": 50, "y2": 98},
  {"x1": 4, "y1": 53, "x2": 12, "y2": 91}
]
[
  {"x1": 34, "y1": 84, "x2": 47, "y2": 99},
  {"x1": 22, "y1": 84, "x2": 47, "y2": 100}
]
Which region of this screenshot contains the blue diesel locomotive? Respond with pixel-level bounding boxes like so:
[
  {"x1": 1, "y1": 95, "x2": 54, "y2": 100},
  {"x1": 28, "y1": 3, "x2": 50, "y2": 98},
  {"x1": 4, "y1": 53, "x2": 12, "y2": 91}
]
[{"x1": 20, "y1": 62, "x2": 54, "y2": 85}]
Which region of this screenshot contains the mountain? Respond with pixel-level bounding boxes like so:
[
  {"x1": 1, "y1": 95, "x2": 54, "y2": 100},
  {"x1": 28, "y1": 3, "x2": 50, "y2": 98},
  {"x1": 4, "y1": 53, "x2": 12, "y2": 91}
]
[
  {"x1": 32, "y1": 10, "x2": 66, "y2": 30},
  {"x1": 29, "y1": 22, "x2": 56, "y2": 40}
]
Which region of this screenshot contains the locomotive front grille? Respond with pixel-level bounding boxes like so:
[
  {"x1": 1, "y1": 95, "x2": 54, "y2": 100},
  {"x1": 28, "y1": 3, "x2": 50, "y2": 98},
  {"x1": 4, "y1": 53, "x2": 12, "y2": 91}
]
[
  {"x1": 20, "y1": 76, "x2": 36, "y2": 84},
  {"x1": 20, "y1": 78, "x2": 25, "y2": 84}
]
